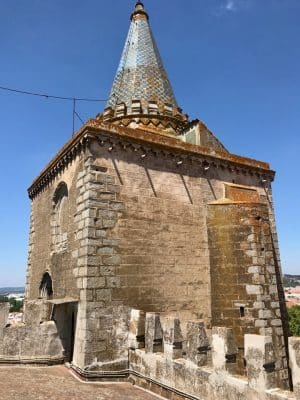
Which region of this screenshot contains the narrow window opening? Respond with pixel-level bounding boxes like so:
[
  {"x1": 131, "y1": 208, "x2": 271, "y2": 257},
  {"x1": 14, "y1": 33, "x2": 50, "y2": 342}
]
[
  {"x1": 52, "y1": 182, "x2": 69, "y2": 252},
  {"x1": 240, "y1": 306, "x2": 245, "y2": 318},
  {"x1": 39, "y1": 272, "x2": 53, "y2": 299},
  {"x1": 53, "y1": 182, "x2": 68, "y2": 208}
]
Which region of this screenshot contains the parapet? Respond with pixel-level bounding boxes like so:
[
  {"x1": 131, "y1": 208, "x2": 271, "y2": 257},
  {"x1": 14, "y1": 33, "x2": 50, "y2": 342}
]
[
  {"x1": 101, "y1": 100, "x2": 189, "y2": 135},
  {"x1": 128, "y1": 309, "x2": 298, "y2": 400},
  {"x1": 0, "y1": 299, "x2": 64, "y2": 365}
]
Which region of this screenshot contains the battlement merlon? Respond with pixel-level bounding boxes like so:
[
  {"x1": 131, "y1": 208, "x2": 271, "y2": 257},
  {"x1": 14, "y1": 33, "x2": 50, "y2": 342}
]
[{"x1": 127, "y1": 309, "x2": 299, "y2": 400}]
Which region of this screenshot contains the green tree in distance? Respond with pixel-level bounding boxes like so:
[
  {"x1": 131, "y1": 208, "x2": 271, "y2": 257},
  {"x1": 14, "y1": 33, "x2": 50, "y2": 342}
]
[
  {"x1": 9, "y1": 298, "x2": 23, "y2": 312},
  {"x1": 0, "y1": 295, "x2": 23, "y2": 312},
  {"x1": 288, "y1": 305, "x2": 300, "y2": 336}
]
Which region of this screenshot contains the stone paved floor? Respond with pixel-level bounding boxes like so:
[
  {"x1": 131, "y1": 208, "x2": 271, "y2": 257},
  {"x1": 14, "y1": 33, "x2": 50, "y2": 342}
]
[{"x1": 0, "y1": 366, "x2": 162, "y2": 400}]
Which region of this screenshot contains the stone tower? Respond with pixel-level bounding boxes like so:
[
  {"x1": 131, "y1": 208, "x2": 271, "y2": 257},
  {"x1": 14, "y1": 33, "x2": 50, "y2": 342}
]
[{"x1": 0, "y1": 3, "x2": 298, "y2": 400}]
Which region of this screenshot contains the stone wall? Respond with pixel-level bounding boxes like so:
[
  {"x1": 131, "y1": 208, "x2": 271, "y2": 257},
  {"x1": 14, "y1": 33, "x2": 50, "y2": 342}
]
[
  {"x1": 208, "y1": 201, "x2": 289, "y2": 388},
  {"x1": 25, "y1": 155, "x2": 84, "y2": 302},
  {"x1": 67, "y1": 136, "x2": 279, "y2": 371},
  {"x1": 88, "y1": 138, "x2": 268, "y2": 314}
]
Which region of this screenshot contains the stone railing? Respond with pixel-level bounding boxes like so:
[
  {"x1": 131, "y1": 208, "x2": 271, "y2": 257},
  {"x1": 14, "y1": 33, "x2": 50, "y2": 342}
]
[
  {"x1": 103, "y1": 100, "x2": 188, "y2": 122},
  {"x1": 128, "y1": 309, "x2": 299, "y2": 400}
]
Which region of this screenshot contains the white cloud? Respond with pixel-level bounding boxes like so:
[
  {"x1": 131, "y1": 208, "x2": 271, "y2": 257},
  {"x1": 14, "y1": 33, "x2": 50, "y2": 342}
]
[
  {"x1": 225, "y1": 0, "x2": 236, "y2": 11},
  {"x1": 213, "y1": 0, "x2": 251, "y2": 17},
  {"x1": 219, "y1": 0, "x2": 251, "y2": 14}
]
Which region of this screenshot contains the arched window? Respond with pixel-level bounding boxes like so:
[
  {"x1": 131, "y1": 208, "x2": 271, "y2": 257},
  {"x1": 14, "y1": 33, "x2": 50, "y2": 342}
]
[
  {"x1": 53, "y1": 181, "x2": 68, "y2": 206},
  {"x1": 39, "y1": 272, "x2": 53, "y2": 299},
  {"x1": 52, "y1": 182, "x2": 69, "y2": 252},
  {"x1": 53, "y1": 182, "x2": 68, "y2": 224}
]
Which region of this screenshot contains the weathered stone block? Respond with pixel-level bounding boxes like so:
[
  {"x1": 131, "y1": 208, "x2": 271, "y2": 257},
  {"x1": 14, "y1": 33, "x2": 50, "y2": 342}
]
[
  {"x1": 246, "y1": 285, "x2": 264, "y2": 295},
  {"x1": 186, "y1": 320, "x2": 209, "y2": 367},
  {"x1": 245, "y1": 334, "x2": 276, "y2": 391},
  {"x1": 0, "y1": 303, "x2": 10, "y2": 339},
  {"x1": 102, "y1": 255, "x2": 121, "y2": 265},
  {"x1": 102, "y1": 219, "x2": 117, "y2": 228},
  {"x1": 96, "y1": 289, "x2": 111, "y2": 302},
  {"x1": 128, "y1": 309, "x2": 146, "y2": 350},
  {"x1": 85, "y1": 277, "x2": 106, "y2": 289},
  {"x1": 109, "y1": 201, "x2": 125, "y2": 211},
  {"x1": 97, "y1": 246, "x2": 114, "y2": 255},
  {"x1": 145, "y1": 313, "x2": 163, "y2": 353},
  {"x1": 106, "y1": 276, "x2": 121, "y2": 288},
  {"x1": 212, "y1": 327, "x2": 238, "y2": 373},
  {"x1": 24, "y1": 300, "x2": 50, "y2": 326},
  {"x1": 259, "y1": 309, "x2": 273, "y2": 319},
  {"x1": 161, "y1": 316, "x2": 183, "y2": 359},
  {"x1": 289, "y1": 336, "x2": 300, "y2": 398}
]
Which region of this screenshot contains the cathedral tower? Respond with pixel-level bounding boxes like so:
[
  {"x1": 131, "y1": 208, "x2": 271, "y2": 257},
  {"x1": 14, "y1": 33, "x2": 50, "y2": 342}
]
[{"x1": 0, "y1": 3, "x2": 295, "y2": 399}]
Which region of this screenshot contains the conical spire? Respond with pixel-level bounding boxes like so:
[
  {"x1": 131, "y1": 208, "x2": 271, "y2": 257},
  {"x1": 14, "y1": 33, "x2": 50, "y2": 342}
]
[
  {"x1": 103, "y1": 2, "x2": 188, "y2": 135},
  {"x1": 107, "y1": 2, "x2": 178, "y2": 112}
]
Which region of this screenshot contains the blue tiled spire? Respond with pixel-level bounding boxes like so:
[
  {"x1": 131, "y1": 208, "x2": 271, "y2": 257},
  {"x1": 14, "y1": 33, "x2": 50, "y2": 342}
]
[{"x1": 106, "y1": 2, "x2": 178, "y2": 112}]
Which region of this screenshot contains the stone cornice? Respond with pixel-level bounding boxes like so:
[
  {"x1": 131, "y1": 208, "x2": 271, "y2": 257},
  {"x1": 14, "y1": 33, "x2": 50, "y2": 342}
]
[
  {"x1": 104, "y1": 113, "x2": 188, "y2": 135},
  {"x1": 28, "y1": 119, "x2": 275, "y2": 199},
  {"x1": 28, "y1": 127, "x2": 91, "y2": 199}
]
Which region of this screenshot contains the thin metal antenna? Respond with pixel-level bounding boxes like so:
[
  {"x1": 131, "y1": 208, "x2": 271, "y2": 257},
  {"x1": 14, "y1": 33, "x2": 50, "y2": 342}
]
[{"x1": 72, "y1": 98, "x2": 76, "y2": 136}]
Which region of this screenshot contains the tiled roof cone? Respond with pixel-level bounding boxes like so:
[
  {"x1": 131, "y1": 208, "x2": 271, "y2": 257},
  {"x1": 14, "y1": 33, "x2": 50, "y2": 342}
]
[{"x1": 102, "y1": 1, "x2": 189, "y2": 135}]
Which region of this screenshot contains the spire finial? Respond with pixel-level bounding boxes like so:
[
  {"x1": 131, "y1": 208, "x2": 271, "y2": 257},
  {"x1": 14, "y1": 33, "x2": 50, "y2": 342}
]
[{"x1": 131, "y1": 0, "x2": 148, "y2": 20}]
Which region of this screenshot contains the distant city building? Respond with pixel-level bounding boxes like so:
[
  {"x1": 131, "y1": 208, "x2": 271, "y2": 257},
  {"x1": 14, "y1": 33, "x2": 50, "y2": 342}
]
[
  {"x1": 0, "y1": 2, "x2": 299, "y2": 400},
  {"x1": 7, "y1": 293, "x2": 24, "y2": 302},
  {"x1": 285, "y1": 286, "x2": 300, "y2": 308}
]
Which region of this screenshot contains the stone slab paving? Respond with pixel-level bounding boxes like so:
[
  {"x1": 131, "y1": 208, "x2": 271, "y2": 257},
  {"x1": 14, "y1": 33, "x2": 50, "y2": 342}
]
[{"x1": 0, "y1": 366, "x2": 162, "y2": 400}]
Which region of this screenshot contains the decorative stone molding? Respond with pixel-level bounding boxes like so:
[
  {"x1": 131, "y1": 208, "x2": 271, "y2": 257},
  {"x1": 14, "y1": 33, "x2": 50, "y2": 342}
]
[
  {"x1": 28, "y1": 132, "x2": 91, "y2": 199},
  {"x1": 28, "y1": 120, "x2": 274, "y2": 201},
  {"x1": 102, "y1": 100, "x2": 188, "y2": 135}
]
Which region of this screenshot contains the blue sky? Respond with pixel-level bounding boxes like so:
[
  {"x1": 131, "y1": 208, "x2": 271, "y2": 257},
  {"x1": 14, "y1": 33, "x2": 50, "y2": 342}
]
[{"x1": 0, "y1": 0, "x2": 299, "y2": 286}]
